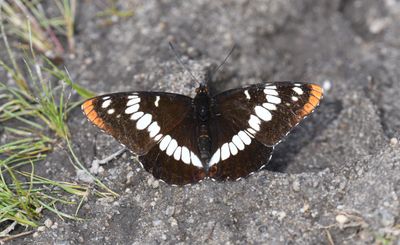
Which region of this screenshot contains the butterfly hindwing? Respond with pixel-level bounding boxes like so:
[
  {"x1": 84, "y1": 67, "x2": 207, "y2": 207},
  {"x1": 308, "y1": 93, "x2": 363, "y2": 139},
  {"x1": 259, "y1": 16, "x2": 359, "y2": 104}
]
[
  {"x1": 207, "y1": 115, "x2": 273, "y2": 181},
  {"x1": 82, "y1": 92, "x2": 193, "y2": 155},
  {"x1": 139, "y1": 113, "x2": 206, "y2": 185},
  {"x1": 213, "y1": 82, "x2": 323, "y2": 146}
]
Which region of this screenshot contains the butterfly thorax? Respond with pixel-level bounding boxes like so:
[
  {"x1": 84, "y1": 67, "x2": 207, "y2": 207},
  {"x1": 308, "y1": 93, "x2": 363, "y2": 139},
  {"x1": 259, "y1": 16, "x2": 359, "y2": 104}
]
[{"x1": 193, "y1": 85, "x2": 212, "y2": 170}]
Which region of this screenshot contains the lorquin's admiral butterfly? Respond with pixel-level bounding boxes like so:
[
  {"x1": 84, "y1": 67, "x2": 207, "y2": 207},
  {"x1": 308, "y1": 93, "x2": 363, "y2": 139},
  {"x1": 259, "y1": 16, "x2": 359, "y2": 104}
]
[{"x1": 82, "y1": 79, "x2": 323, "y2": 185}]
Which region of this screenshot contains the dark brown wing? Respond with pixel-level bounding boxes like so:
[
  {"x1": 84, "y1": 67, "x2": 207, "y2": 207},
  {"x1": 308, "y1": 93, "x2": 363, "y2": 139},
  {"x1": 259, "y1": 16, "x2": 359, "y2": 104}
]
[
  {"x1": 213, "y1": 82, "x2": 323, "y2": 146},
  {"x1": 207, "y1": 82, "x2": 323, "y2": 180},
  {"x1": 139, "y1": 113, "x2": 206, "y2": 185},
  {"x1": 82, "y1": 91, "x2": 193, "y2": 155},
  {"x1": 207, "y1": 115, "x2": 273, "y2": 181},
  {"x1": 82, "y1": 91, "x2": 206, "y2": 185}
]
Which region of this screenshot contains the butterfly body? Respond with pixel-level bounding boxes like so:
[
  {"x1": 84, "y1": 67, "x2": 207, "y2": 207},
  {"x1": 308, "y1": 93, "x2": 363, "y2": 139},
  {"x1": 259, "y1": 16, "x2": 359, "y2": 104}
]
[{"x1": 82, "y1": 81, "x2": 323, "y2": 185}]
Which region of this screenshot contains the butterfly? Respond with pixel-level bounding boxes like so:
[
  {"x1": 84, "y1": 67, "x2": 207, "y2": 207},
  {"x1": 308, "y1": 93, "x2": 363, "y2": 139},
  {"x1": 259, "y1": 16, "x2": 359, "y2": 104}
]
[{"x1": 82, "y1": 81, "x2": 323, "y2": 185}]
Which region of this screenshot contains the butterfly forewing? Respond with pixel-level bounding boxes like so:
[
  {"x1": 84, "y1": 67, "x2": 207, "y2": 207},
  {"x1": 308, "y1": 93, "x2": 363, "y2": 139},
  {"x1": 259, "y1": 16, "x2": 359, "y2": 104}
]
[
  {"x1": 82, "y1": 92, "x2": 193, "y2": 155},
  {"x1": 213, "y1": 82, "x2": 323, "y2": 146}
]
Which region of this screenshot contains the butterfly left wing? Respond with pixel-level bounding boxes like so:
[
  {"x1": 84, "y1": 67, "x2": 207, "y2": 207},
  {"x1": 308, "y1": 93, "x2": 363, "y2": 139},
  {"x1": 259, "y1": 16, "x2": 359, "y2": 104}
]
[
  {"x1": 81, "y1": 91, "x2": 193, "y2": 155},
  {"x1": 206, "y1": 82, "x2": 323, "y2": 180},
  {"x1": 213, "y1": 82, "x2": 323, "y2": 146}
]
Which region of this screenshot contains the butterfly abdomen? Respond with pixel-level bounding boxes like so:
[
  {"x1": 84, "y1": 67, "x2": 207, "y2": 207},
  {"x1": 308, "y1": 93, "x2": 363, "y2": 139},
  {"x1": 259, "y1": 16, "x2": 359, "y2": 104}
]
[{"x1": 194, "y1": 88, "x2": 213, "y2": 169}]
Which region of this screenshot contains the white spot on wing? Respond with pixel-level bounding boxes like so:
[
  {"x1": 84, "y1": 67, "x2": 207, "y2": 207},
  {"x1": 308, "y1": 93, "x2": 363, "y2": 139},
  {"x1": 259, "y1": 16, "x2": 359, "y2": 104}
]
[
  {"x1": 102, "y1": 96, "x2": 110, "y2": 100},
  {"x1": 107, "y1": 109, "x2": 115, "y2": 114},
  {"x1": 266, "y1": 95, "x2": 281, "y2": 104},
  {"x1": 166, "y1": 139, "x2": 178, "y2": 156},
  {"x1": 155, "y1": 96, "x2": 160, "y2": 107},
  {"x1": 249, "y1": 115, "x2": 261, "y2": 131},
  {"x1": 265, "y1": 85, "x2": 277, "y2": 89},
  {"x1": 244, "y1": 90, "x2": 251, "y2": 100},
  {"x1": 293, "y1": 87, "x2": 303, "y2": 95},
  {"x1": 136, "y1": 113, "x2": 152, "y2": 130},
  {"x1": 173, "y1": 146, "x2": 182, "y2": 161},
  {"x1": 292, "y1": 96, "x2": 298, "y2": 101},
  {"x1": 125, "y1": 104, "x2": 139, "y2": 114},
  {"x1": 102, "y1": 99, "x2": 111, "y2": 108},
  {"x1": 154, "y1": 134, "x2": 163, "y2": 142},
  {"x1": 147, "y1": 121, "x2": 160, "y2": 138},
  {"x1": 127, "y1": 97, "x2": 140, "y2": 106},
  {"x1": 263, "y1": 102, "x2": 277, "y2": 111},
  {"x1": 232, "y1": 135, "x2": 245, "y2": 150},
  {"x1": 246, "y1": 128, "x2": 256, "y2": 137},
  {"x1": 131, "y1": 111, "x2": 144, "y2": 120},
  {"x1": 221, "y1": 143, "x2": 230, "y2": 161},
  {"x1": 209, "y1": 148, "x2": 221, "y2": 166},
  {"x1": 181, "y1": 146, "x2": 191, "y2": 164},
  {"x1": 191, "y1": 152, "x2": 203, "y2": 168},
  {"x1": 128, "y1": 94, "x2": 138, "y2": 99},
  {"x1": 238, "y1": 131, "x2": 251, "y2": 145},
  {"x1": 254, "y1": 105, "x2": 272, "y2": 121},
  {"x1": 159, "y1": 135, "x2": 171, "y2": 151},
  {"x1": 229, "y1": 142, "x2": 238, "y2": 156},
  {"x1": 263, "y1": 89, "x2": 278, "y2": 96}
]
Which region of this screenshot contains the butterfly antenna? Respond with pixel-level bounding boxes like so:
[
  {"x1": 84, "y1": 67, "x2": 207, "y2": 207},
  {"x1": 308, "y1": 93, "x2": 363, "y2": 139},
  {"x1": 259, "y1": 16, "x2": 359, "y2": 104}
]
[
  {"x1": 168, "y1": 42, "x2": 201, "y2": 85},
  {"x1": 211, "y1": 44, "x2": 236, "y2": 80}
]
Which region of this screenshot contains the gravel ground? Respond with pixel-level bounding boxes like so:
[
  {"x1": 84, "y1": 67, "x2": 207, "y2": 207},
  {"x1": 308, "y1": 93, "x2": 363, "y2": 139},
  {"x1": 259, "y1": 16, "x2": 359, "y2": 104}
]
[{"x1": 5, "y1": 0, "x2": 400, "y2": 244}]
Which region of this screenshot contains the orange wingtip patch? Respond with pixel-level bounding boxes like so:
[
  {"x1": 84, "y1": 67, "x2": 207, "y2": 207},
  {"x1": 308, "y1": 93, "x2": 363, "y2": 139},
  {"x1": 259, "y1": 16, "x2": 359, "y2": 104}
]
[
  {"x1": 87, "y1": 110, "x2": 107, "y2": 130},
  {"x1": 82, "y1": 99, "x2": 94, "y2": 115},
  {"x1": 309, "y1": 84, "x2": 323, "y2": 94},
  {"x1": 311, "y1": 90, "x2": 323, "y2": 99},
  {"x1": 308, "y1": 95, "x2": 320, "y2": 107},
  {"x1": 300, "y1": 103, "x2": 315, "y2": 116},
  {"x1": 82, "y1": 99, "x2": 107, "y2": 130}
]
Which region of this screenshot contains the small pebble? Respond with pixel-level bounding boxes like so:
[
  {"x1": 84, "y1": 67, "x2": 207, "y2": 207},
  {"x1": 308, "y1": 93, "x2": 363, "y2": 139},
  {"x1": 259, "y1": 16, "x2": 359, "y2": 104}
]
[
  {"x1": 126, "y1": 171, "x2": 134, "y2": 184},
  {"x1": 165, "y1": 206, "x2": 175, "y2": 217},
  {"x1": 152, "y1": 180, "x2": 160, "y2": 189},
  {"x1": 292, "y1": 179, "x2": 301, "y2": 192},
  {"x1": 336, "y1": 214, "x2": 349, "y2": 225},
  {"x1": 51, "y1": 222, "x2": 58, "y2": 229},
  {"x1": 37, "y1": 226, "x2": 46, "y2": 232},
  {"x1": 168, "y1": 217, "x2": 178, "y2": 227},
  {"x1": 44, "y1": 219, "x2": 53, "y2": 228},
  {"x1": 277, "y1": 211, "x2": 286, "y2": 221},
  {"x1": 300, "y1": 203, "x2": 310, "y2": 213},
  {"x1": 147, "y1": 177, "x2": 159, "y2": 188},
  {"x1": 390, "y1": 137, "x2": 398, "y2": 146},
  {"x1": 89, "y1": 161, "x2": 100, "y2": 174},
  {"x1": 32, "y1": 232, "x2": 39, "y2": 238},
  {"x1": 76, "y1": 170, "x2": 94, "y2": 183}
]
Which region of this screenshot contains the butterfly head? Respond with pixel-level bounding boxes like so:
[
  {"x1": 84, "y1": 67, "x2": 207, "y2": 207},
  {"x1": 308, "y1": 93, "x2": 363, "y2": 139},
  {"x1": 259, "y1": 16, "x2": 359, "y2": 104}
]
[{"x1": 195, "y1": 83, "x2": 209, "y2": 95}]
